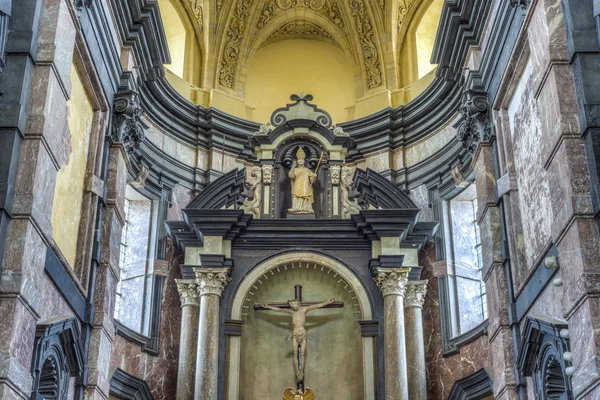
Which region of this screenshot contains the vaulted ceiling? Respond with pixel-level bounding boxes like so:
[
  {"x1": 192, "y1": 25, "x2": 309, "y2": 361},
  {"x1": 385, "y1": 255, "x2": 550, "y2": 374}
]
[{"x1": 169, "y1": 0, "x2": 441, "y2": 92}]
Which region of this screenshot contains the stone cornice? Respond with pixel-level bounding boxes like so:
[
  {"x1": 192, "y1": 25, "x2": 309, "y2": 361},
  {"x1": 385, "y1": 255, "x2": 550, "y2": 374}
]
[{"x1": 373, "y1": 268, "x2": 410, "y2": 298}]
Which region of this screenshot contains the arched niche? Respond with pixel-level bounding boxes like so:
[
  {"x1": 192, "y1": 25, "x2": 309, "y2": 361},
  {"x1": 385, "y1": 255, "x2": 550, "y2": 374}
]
[{"x1": 228, "y1": 251, "x2": 375, "y2": 400}]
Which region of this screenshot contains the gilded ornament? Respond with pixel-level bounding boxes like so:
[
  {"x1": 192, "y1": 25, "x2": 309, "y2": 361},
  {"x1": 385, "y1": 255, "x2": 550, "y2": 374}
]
[{"x1": 283, "y1": 388, "x2": 316, "y2": 400}]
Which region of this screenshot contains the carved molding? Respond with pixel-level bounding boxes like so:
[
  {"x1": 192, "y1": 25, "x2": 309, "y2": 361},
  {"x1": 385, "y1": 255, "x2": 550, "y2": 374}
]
[
  {"x1": 329, "y1": 165, "x2": 341, "y2": 185},
  {"x1": 175, "y1": 279, "x2": 201, "y2": 307},
  {"x1": 397, "y1": 0, "x2": 415, "y2": 29},
  {"x1": 257, "y1": 0, "x2": 344, "y2": 30},
  {"x1": 219, "y1": 0, "x2": 253, "y2": 88},
  {"x1": 111, "y1": 90, "x2": 150, "y2": 156},
  {"x1": 185, "y1": 0, "x2": 204, "y2": 36},
  {"x1": 374, "y1": 268, "x2": 409, "y2": 297},
  {"x1": 456, "y1": 88, "x2": 491, "y2": 154},
  {"x1": 194, "y1": 267, "x2": 232, "y2": 297},
  {"x1": 349, "y1": 0, "x2": 383, "y2": 89},
  {"x1": 241, "y1": 166, "x2": 263, "y2": 218},
  {"x1": 404, "y1": 280, "x2": 428, "y2": 308},
  {"x1": 266, "y1": 21, "x2": 333, "y2": 42},
  {"x1": 270, "y1": 93, "x2": 333, "y2": 128},
  {"x1": 341, "y1": 166, "x2": 361, "y2": 218},
  {"x1": 261, "y1": 164, "x2": 274, "y2": 184}
]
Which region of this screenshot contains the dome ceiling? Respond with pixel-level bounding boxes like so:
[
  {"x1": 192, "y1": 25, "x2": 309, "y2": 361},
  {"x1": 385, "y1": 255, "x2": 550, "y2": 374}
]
[{"x1": 172, "y1": 0, "x2": 442, "y2": 95}]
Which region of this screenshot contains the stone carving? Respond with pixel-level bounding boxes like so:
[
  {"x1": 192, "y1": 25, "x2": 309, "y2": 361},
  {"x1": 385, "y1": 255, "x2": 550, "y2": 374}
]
[
  {"x1": 267, "y1": 21, "x2": 333, "y2": 42},
  {"x1": 288, "y1": 147, "x2": 317, "y2": 214},
  {"x1": 331, "y1": 124, "x2": 348, "y2": 136},
  {"x1": 262, "y1": 164, "x2": 274, "y2": 184},
  {"x1": 404, "y1": 280, "x2": 428, "y2": 308},
  {"x1": 187, "y1": 0, "x2": 204, "y2": 32},
  {"x1": 219, "y1": 0, "x2": 253, "y2": 88},
  {"x1": 194, "y1": 268, "x2": 231, "y2": 297},
  {"x1": 257, "y1": 0, "x2": 344, "y2": 30},
  {"x1": 349, "y1": 0, "x2": 383, "y2": 89},
  {"x1": 271, "y1": 94, "x2": 333, "y2": 128},
  {"x1": 509, "y1": 0, "x2": 531, "y2": 9},
  {"x1": 341, "y1": 166, "x2": 361, "y2": 219},
  {"x1": 456, "y1": 88, "x2": 491, "y2": 154},
  {"x1": 128, "y1": 164, "x2": 149, "y2": 189},
  {"x1": 373, "y1": 268, "x2": 409, "y2": 297},
  {"x1": 397, "y1": 0, "x2": 414, "y2": 28},
  {"x1": 175, "y1": 279, "x2": 200, "y2": 307},
  {"x1": 329, "y1": 165, "x2": 341, "y2": 185},
  {"x1": 255, "y1": 122, "x2": 271, "y2": 135},
  {"x1": 112, "y1": 90, "x2": 150, "y2": 156},
  {"x1": 257, "y1": 0, "x2": 276, "y2": 28},
  {"x1": 242, "y1": 166, "x2": 263, "y2": 218}
]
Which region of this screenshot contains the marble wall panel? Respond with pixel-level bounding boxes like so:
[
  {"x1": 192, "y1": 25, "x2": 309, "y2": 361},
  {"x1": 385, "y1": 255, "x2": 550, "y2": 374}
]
[
  {"x1": 168, "y1": 184, "x2": 194, "y2": 221},
  {"x1": 409, "y1": 184, "x2": 434, "y2": 222},
  {"x1": 404, "y1": 117, "x2": 458, "y2": 167},
  {"x1": 146, "y1": 124, "x2": 164, "y2": 149},
  {"x1": 507, "y1": 58, "x2": 553, "y2": 271}
]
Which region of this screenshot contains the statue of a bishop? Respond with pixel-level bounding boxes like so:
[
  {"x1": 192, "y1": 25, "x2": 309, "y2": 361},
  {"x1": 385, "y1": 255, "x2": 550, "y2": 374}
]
[{"x1": 288, "y1": 147, "x2": 316, "y2": 214}]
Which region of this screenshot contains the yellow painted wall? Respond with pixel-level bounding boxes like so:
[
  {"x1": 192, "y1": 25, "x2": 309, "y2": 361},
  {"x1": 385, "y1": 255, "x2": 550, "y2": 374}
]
[
  {"x1": 416, "y1": 0, "x2": 444, "y2": 78},
  {"x1": 159, "y1": 0, "x2": 187, "y2": 78},
  {"x1": 51, "y1": 65, "x2": 94, "y2": 267},
  {"x1": 245, "y1": 40, "x2": 356, "y2": 124}
]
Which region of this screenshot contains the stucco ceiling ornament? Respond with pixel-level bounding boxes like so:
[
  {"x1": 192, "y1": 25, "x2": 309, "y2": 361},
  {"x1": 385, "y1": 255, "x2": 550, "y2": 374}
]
[
  {"x1": 270, "y1": 94, "x2": 333, "y2": 128},
  {"x1": 219, "y1": 0, "x2": 253, "y2": 89},
  {"x1": 266, "y1": 21, "x2": 333, "y2": 42},
  {"x1": 187, "y1": 0, "x2": 203, "y2": 30},
  {"x1": 257, "y1": 0, "x2": 344, "y2": 30},
  {"x1": 111, "y1": 90, "x2": 150, "y2": 156},
  {"x1": 456, "y1": 88, "x2": 491, "y2": 154},
  {"x1": 349, "y1": 0, "x2": 383, "y2": 89},
  {"x1": 397, "y1": 0, "x2": 414, "y2": 29}
]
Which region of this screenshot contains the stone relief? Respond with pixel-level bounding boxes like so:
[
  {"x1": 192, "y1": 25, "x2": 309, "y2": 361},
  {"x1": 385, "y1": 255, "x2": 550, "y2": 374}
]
[
  {"x1": 194, "y1": 268, "x2": 231, "y2": 297},
  {"x1": 255, "y1": 122, "x2": 271, "y2": 135},
  {"x1": 128, "y1": 164, "x2": 150, "y2": 189},
  {"x1": 257, "y1": 0, "x2": 344, "y2": 30},
  {"x1": 257, "y1": 0, "x2": 277, "y2": 28},
  {"x1": 219, "y1": 0, "x2": 253, "y2": 89},
  {"x1": 404, "y1": 280, "x2": 428, "y2": 308},
  {"x1": 242, "y1": 166, "x2": 263, "y2": 218},
  {"x1": 262, "y1": 164, "x2": 274, "y2": 184},
  {"x1": 397, "y1": 0, "x2": 414, "y2": 29},
  {"x1": 267, "y1": 21, "x2": 333, "y2": 42},
  {"x1": 456, "y1": 88, "x2": 491, "y2": 154},
  {"x1": 349, "y1": 0, "x2": 383, "y2": 89},
  {"x1": 175, "y1": 279, "x2": 201, "y2": 307},
  {"x1": 341, "y1": 166, "x2": 361, "y2": 218},
  {"x1": 187, "y1": 0, "x2": 204, "y2": 31},
  {"x1": 331, "y1": 124, "x2": 348, "y2": 136},
  {"x1": 111, "y1": 90, "x2": 149, "y2": 156},
  {"x1": 329, "y1": 165, "x2": 341, "y2": 185}
]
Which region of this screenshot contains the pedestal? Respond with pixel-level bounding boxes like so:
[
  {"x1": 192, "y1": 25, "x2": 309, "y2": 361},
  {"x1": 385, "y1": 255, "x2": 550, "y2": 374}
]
[{"x1": 286, "y1": 212, "x2": 316, "y2": 219}]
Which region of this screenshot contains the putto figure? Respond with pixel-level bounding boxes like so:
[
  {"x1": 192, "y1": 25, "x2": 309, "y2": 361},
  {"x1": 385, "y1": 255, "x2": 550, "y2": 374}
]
[
  {"x1": 288, "y1": 147, "x2": 317, "y2": 213},
  {"x1": 257, "y1": 297, "x2": 335, "y2": 382}
]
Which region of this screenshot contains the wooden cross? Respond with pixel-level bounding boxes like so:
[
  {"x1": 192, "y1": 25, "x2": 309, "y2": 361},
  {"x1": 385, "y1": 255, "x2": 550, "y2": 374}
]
[{"x1": 253, "y1": 285, "x2": 344, "y2": 311}]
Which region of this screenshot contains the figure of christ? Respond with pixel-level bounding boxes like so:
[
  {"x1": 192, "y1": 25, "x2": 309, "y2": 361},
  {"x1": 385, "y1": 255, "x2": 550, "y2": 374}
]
[
  {"x1": 288, "y1": 147, "x2": 317, "y2": 214},
  {"x1": 257, "y1": 297, "x2": 335, "y2": 382}
]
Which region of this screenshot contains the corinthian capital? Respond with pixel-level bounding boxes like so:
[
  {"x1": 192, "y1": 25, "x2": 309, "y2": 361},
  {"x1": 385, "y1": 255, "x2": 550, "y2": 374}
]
[
  {"x1": 374, "y1": 268, "x2": 410, "y2": 297},
  {"x1": 404, "y1": 280, "x2": 428, "y2": 308},
  {"x1": 175, "y1": 279, "x2": 200, "y2": 307},
  {"x1": 194, "y1": 268, "x2": 231, "y2": 297}
]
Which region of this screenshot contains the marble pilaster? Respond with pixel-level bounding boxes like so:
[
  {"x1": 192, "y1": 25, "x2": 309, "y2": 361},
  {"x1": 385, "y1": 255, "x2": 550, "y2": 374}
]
[
  {"x1": 374, "y1": 268, "x2": 410, "y2": 400},
  {"x1": 404, "y1": 280, "x2": 428, "y2": 400},
  {"x1": 194, "y1": 268, "x2": 231, "y2": 400},
  {"x1": 176, "y1": 279, "x2": 200, "y2": 400}
]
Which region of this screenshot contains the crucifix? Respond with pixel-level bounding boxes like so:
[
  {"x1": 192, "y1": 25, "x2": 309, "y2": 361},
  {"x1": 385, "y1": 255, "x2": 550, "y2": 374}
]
[{"x1": 254, "y1": 285, "x2": 344, "y2": 392}]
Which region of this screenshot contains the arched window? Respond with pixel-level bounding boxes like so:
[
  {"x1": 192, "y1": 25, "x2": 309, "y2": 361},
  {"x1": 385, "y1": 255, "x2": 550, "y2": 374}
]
[{"x1": 114, "y1": 185, "x2": 165, "y2": 354}]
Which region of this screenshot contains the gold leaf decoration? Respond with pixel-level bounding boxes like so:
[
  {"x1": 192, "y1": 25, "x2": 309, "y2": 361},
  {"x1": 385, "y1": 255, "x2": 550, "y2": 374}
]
[
  {"x1": 219, "y1": 0, "x2": 253, "y2": 88},
  {"x1": 349, "y1": 0, "x2": 382, "y2": 88}
]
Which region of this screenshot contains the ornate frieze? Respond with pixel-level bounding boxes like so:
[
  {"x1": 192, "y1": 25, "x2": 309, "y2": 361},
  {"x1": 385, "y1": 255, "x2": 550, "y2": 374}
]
[
  {"x1": 175, "y1": 279, "x2": 201, "y2": 307},
  {"x1": 349, "y1": 0, "x2": 383, "y2": 89},
  {"x1": 267, "y1": 21, "x2": 333, "y2": 42},
  {"x1": 374, "y1": 268, "x2": 409, "y2": 297},
  {"x1": 257, "y1": 0, "x2": 276, "y2": 28},
  {"x1": 111, "y1": 90, "x2": 150, "y2": 156},
  {"x1": 456, "y1": 88, "x2": 491, "y2": 154},
  {"x1": 242, "y1": 166, "x2": 263, "y2": 218},
  {"x1": 257, "y1": 0, "x2": 344, "y2": 30},
  {"x1": 329, "y1": 165, "x2": 341, "y2": 185},
  {"x1": 262, "y1": 164, "x2": 274, "y2": 184},
  {"x1": 194, "y1": 268, "x2": 231, "y2": 297},
  {"x1": 397, "y1": 0, "x2": 414, "y2": 28},
  {"x1": 219, "y1": 0, "x2": 253, "y2": 89},
  {"x1": 404, "y1": 280, "x2": 427, "y2": 308}
]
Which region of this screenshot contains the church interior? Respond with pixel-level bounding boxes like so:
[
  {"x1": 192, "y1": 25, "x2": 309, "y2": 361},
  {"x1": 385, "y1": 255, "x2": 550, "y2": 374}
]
[{"x1": 0, "y1": 0, "x2": 598, "y2": 399}]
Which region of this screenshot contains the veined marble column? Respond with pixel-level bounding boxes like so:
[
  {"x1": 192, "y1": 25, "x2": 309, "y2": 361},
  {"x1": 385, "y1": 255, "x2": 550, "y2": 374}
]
[
  {"x1": 404, "y1": 280, "x2": 428, "y2": 400},
  {"x1": 194, "y1": 268, "x2": 231, "y2": 400},
  {"x1": 176, "y1": 280, "x2": 201, "y2": 400},
  {"x1": 374, "y1": 268, "x2": 410, "y2": 400}
]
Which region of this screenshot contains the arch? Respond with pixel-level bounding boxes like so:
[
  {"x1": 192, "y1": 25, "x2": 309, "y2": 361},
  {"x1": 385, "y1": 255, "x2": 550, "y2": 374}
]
[{"x1": 228, "y1": 251, "x2": 375, "y2": 400}]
